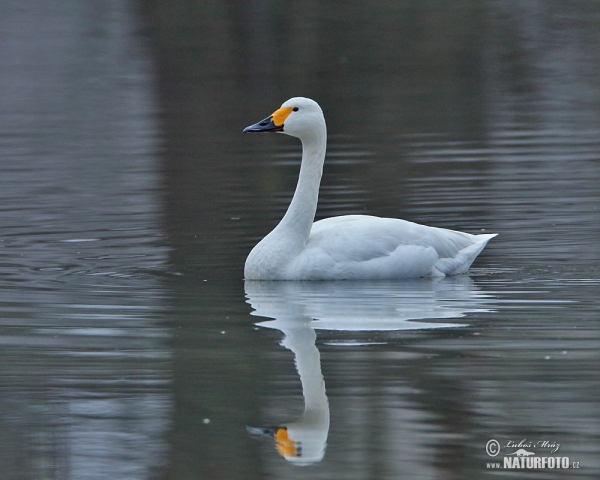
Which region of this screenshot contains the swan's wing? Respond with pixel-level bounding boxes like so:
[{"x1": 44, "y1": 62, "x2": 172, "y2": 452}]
[
  {"x1": 309, "y1": 216, "x2": 428, "y2": 261},
  {"x1": 309, "y1": 215, "x2": 476, "y2": 259},
  {"x1": 296, "y1": 215, "x2": 495, "y2": 278}
]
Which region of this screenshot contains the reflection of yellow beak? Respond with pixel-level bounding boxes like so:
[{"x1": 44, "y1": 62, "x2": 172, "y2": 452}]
[{"x1": 275, "y1": 428, "x2": 298, "y2": 458}]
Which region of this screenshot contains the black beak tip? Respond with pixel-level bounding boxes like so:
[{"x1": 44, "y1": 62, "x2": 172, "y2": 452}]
[
  {"x1": 243, "y1": 116, "x2": 283, "y2": 133},
  {"x1": 243, "y1": 125, "x2": 262, "y2": 133},
  {"x1": 246, "y1": 426, "x2": 279, "y2": 438}
]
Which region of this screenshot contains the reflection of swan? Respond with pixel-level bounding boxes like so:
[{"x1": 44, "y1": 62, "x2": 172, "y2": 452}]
[
  {"x1": 245, "y1": 278, "x2": 494, "y2": 464},
  {"x1": 247, "y1": 310, "x2": 329, "y2": 465},
  {"x1": 243, "y1": 97, "x2": 496, "y2": 280},
  {"x1": 246, "y1": 276, "x2": 494, "y2": 332}
]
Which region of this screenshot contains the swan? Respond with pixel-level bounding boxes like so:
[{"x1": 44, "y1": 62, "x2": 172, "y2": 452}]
[{"x1": 243, "y1": 97, "x2": 496, "y2": 280}]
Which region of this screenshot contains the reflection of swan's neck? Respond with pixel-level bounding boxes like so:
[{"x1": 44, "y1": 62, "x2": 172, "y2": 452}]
[
  {"x1": 279, "y1": 322, "x2": 329, "y2": 464},
  {"x1": 282, "y1": 325, "x2": 328, "y2": 417},
  {"x1": 273, "y1": 129, "x2": 326, "y2": 253}
]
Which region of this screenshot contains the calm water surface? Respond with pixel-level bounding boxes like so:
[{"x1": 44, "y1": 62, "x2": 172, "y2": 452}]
[{"x1": 0, "y1": 1, "x2": 599, "y2": 479}]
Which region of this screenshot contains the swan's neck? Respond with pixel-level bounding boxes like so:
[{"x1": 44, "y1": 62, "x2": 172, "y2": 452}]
[{"x1": 274, "y1": 129, "x2": 326, "y2": 250}]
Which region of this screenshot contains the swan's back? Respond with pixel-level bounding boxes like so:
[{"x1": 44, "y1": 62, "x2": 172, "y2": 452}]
[{"x1": 280, "y1": 215, "x2": 496, "y2": 280}]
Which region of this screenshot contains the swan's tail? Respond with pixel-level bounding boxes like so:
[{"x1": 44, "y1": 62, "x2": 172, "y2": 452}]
[{"x1": 435, "y1": 233, "x2": 497, "y2": 276}]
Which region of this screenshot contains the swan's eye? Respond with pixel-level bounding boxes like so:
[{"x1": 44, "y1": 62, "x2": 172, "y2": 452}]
[{"x1": 293, "y1": 107, "x2": 299, "y2": 112}]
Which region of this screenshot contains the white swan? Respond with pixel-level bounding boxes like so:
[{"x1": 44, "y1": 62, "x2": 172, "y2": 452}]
[{"x1": 243, "y1": 97, "x2": 496, "y2": 280}]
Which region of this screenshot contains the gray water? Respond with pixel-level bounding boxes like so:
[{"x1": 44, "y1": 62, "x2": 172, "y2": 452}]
[{"x1": 0, "y1": 1, "x2": 599, "y2": 479}]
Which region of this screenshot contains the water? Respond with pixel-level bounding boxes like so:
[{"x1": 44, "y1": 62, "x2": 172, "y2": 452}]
[{"x1": 0, "y1": 1, "x2": 599, "y2": 479}]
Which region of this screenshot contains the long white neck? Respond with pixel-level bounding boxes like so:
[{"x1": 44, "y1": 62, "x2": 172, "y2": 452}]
[
  {"x1": 272, "y1": 126, "x2": 327, "y2": 251},
  {"x1": 244, "y1": 115, "x2": 327, "y2": 280}
]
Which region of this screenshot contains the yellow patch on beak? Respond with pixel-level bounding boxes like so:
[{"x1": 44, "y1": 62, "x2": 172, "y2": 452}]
[
  {"x1": 274, "y1": 428, "x2": 298, "y2": 458},
  {"x1": 271, "y1": 107, "x2": 294, "y2": 127}
]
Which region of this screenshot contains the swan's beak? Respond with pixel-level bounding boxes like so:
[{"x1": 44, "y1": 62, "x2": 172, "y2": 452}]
[
  {"x1": 243, "y1": 115, "x2": 283, "y2": 133},
  {"x1": 246, "y1": 426, "x2": 298, "y2": 459},
  {"x1": 243, "y1": 107, "x2": 294, "y2": 133}
]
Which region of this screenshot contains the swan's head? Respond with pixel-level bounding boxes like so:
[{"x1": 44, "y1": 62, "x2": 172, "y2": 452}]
[
  {"x1": 243, "y1": 97, "x2": 325, "y2": 139},
  {"x1": 247, "y1": 425, "x2": 326, "y2": 465}
]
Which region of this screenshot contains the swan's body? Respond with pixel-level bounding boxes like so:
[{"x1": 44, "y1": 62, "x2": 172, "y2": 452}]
[{"x1": 243, "y1": 97, "x2": 495, "y2": 280}]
